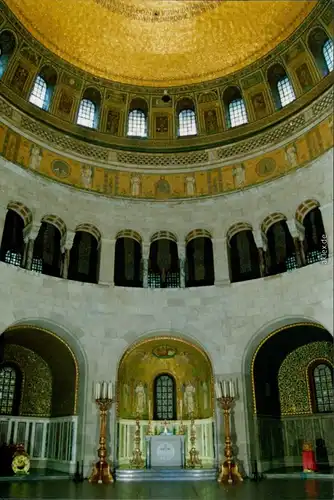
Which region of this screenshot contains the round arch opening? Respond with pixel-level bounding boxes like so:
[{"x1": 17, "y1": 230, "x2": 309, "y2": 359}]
[
  {"x1": 0, "y1": 324, "x2": 83, "y2": 474},
  {"x1": 116, "y1": 335, "x2": 215, "y2": 468},
  {"x1": 246, "y1": 322, "x2": 333, "y2": 474}
]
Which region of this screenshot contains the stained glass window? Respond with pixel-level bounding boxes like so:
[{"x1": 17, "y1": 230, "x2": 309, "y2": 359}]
[
  {"x1": 323, "y1": 39, "x2": 334, "y2": 73},
  {"x1": 178, "y1": 109, "x2": 197, "y2": 136},
  {"x1": 154, "y1": 374, "x2": 176, "y2": 420},
  {"x1": 0, "y1": 366, "x2": 17, "y2": 415},
  {"x1": 313, "y1": 364, "x2": 334, "y2": 413},
  {"x1": 277, "y1": 76, "x2": 296, "y2": 107},
  {"x1": 228, "y1": 98, "x2": 248, "y2": 128}
]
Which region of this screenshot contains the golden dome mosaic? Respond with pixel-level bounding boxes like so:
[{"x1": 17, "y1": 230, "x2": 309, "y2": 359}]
[{"x1": 4, "y1": 0, "x2": 316, "y2": 86}]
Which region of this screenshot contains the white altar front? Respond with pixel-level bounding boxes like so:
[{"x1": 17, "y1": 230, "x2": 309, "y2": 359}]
[
  {"x1": 117, "y1": 417, "x2": 215, "y2": 467},
  {"x1": 145, "y1": 435, "x2": 185, "y2": 468}
]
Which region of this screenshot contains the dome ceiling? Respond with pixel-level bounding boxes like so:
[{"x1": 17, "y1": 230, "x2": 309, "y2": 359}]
[{"x1": 5, "y1": 0, "x2": 316, "y2": 87}]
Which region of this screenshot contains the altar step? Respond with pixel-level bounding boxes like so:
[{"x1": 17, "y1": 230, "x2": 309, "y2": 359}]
[{"x1": 116, "y1": 467, "x2": 217, "y2": 482}]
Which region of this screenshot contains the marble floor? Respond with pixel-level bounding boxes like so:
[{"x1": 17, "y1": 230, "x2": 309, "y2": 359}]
[{"x1": 0, "y1": 479, "x2": 333, "y2": 500}]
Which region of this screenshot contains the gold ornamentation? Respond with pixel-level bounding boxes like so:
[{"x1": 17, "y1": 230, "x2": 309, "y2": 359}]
[
  {"x1": 12, "y1": 445, "x2": 30, "y2": 475},
  {"x1": 130, "y1": 416, "x2": 145, "y2": 469},
  {"x1": 251, "y1": 322, "x2": 327, "y2": 415},
  {"x1": 5, "y1": 0, "x2": 315, "y2": 86},
  {"x1": 216, "y1": 389, "x2": 243, "y2": 485},
  {"x1": 89, "y1": 397, "x2": 114, "y2": 484},
  {"x1": 186, "y1": 413, "x2": 202, "y2": 469}
]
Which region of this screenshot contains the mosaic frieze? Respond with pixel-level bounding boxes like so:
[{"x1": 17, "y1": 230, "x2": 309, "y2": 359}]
[{"x1": 0, "y1": 108, "x2": 332, "y2": 201}]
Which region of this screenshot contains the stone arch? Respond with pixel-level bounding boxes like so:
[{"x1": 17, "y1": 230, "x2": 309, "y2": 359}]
[
  {"x1": 261, "y1": 212, "x2": 287, "y2": 234},
  {"x1": 242, "y1": 316, "x2": 333, "y2": 473},
  {"x1": 41, "y1": 214, "x2": 66, "y2": 241},
  {"x1": 226, "y1": 222, "x2": 253, "y2": 245},
  {"x1": 295, "y1": 198, "x2": 320, "y2": 224},
  {"x1": 0, "y1": 317, "x2": 88, "y2": 463},
  {"x1": 75, "y1": 223, "x2": 102, "y2": 247},
  {"x1": 7, "y1": 201, "x2": 32, "y2": 228}
]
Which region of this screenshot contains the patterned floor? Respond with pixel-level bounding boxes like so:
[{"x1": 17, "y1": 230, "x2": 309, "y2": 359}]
[{"x1": 0, "y1": 478, "x2": 332, "y2": 500}]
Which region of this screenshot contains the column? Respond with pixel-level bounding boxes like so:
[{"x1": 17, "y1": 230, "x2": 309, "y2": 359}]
[
  {"x1": 286, "y1": 220, "x2": 303, "y2": 267},
  {"x1": 24, "y1": 225, "x2": 41, "y2": 270},
  {"x1": 177, "y1": 242, "x2": 186, "y2": 288},
  {"x1": 98, "y1": 238, "x2": 116, "y2": 285},
  {"x1": 253, "y1": 230, "x2": 266, "y2": 277},
  {"x1": 212, "y1": 237, "x2": 230, "y2": 286},
  {"x1": 62, "y1": 231, "x2": 76, "y2": 279},
  {"x1": 142, "y1": 243, "x2": 150, "y2": 288},
  {"x1": 294, "y1": 220, "x2": 306, "y2": 266}
]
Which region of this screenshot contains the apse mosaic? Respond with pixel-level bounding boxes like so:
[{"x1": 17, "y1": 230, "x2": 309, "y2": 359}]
[
  {"x1": 0, "y1": 115, "x2": 332, "y2": 201},
  {"x1": 117, "y1": 337, "x2": 213, "y2": 420}
]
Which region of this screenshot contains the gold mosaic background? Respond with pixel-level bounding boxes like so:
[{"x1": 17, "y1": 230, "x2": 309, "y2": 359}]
[
  {"x1": 278, "y1": 341, "x2": 333, "y2": 416},
  {"x1": 4, "y1": 344, "x2": 52, "y2": 417},
  {"x1": 117, "y1": 337, "x2": 213, "y2": 419},
  {"x1": 0, "y1": 116, "x2": 332, "y2": 200},
  {"x1": 4, "y1": 0, "x2": 315, "y2": 86}
]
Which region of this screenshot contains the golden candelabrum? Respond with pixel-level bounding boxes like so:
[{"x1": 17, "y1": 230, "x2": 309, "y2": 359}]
[
  {"x1": 130, "y1": 416, "x2": 145, "y2": 469},
  {"x1": 215, "y1": 379, "x2": 243, "y2": 485},
  {"x1": 186, "y1": 413, "x2": 202, "y2": 469},
  {"x1": 89, "y1": 381, "x2": 114, "y2": 484}
]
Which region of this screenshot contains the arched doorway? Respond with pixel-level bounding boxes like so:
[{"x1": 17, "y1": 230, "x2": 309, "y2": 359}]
[
  {"x1": 246, "y1": 322, "x2": 333, "y2": 473},
  {"x1": 0, "y1": 324, "x2": 81, "y2": 474},
  {"x1": 116, "y1": 335, "x2": 214, "y2": 468}
]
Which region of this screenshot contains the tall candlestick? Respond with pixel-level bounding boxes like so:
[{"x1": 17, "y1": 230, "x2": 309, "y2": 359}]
[
  {"x1": 148, "y1": 399, "x2": 151, "y2": 419},
  {"x1": 180, "y1": 399, "x2": 183, "y2": 420}
]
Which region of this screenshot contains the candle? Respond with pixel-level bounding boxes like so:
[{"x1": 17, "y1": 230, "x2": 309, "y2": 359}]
[
  {"x1": 229, "y1": 380, "x2": 234, "y2": 397},
  {"x1": 215, "y1": 382, "x2": 221, "y2": 399},
  {"x1": 223, "y1": 380, "x2": 227, "y2": 397},
  {"x1": 148, "y1": 399, "x2": 151, "y2": 418},
  {"x1": 179, "y1": 399, "x2": 183, "y2": 420},
  {"x1": 107, "y1": 382, "x2": 113, "y2": 400},
  {"x1": 95, "y1": 382, "x2": 101, "y2": 400},
  {"x1": 102, "y1": 381, "x2": 107, "y2": 399}
]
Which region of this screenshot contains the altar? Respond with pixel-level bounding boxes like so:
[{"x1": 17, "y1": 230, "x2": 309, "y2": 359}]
[{"x1": 145, "y1": 435, "x2": 185, "y2": 468}]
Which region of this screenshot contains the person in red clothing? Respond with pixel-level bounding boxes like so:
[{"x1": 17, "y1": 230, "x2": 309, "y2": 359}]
[{"x1": 302, "y1": 441, "x2": 317, "y2": 472}]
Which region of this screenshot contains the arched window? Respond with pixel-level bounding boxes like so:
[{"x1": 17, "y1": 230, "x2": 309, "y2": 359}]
[
  {"x1": 29, "y1": 75, "x2": 47, "y2": 109},
  {"x1": 32, "y1": 222, "x2": 62, "y2": 277},
  {"x1": 127, "y1": 109, "x2": 147, "y2": 137},
  {"x1": 266, "y1": 220, "x2": 297, "y2": 275},
  {"x1": 178, "y1": 109, "x2": 197, "y2": 136},
  {"x1": 0, "y1": 209, "x2": 25, "y2": 268},
  {"x1": 77, "y1": 99, "x2": 96, "y2": 128},
  {"x1": 277, "y1": 77, "x2": 296, "y2": 107},
  {"x1": 148, "y1": 236, "x2": 180, "y2": 288},
  {"x1": 127, "y1": 97, "x2": 148, "y2": 138},
  {"x1": 185, "y1": 235, "x2": 214, "y2": 287},
  {"x1": 0, "y1": 31, "x2": 16, "y2": 79},
  {"x1": 223, "y1": 87, "x2": 248, "y2": 128},
  {"x1": 114, "y1": 235, "x2": 142, "y2": 287},
  {"x1": 0, "y1": 364, "x2": 21, "y2": 415},
  {"x1": 154, "y1": 374, "x2": 176, "y2": 420},
  {"x1": 303, "y1": 207, "x2": 328, "y2": 265},
  {"x1": 68, "y1": 231, "x2": 100, "y2": 284},
  {"x1": 308, "y1": 28, "x2": 333, "y2": 76},
  {"x1": 228, "y1": 230, "x2": 260, "y2": 283},
  {"x1": 29, "y1": 66, "x2": 57, "y2": 111},
  {"x1": 268, "y1": 64, "x2": 296, "y2": 109},
  {"x1": 323, "y1": 39, "x2": 334, "y2": 73},
  {"x1": 312, "y1": 363, "x2": 334, "y2": 413}
]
